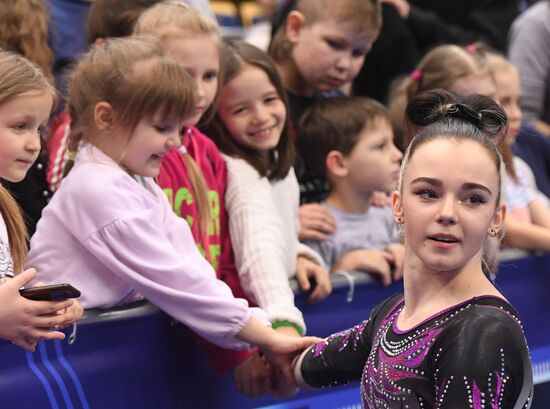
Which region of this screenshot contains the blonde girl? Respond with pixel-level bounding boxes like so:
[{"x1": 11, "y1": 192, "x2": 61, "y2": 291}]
[
  {"x1": 134, "y1": 2, "x2": 272, "y2": 396},
  {"x1": 134, "y1": 1, "x2": 222, "y2": 289},
  {"x1": 0, "y1": 50, "x2": 80, "y2": 351},
  {"x1": 484, "y1": 50, "x2": 550, "y2": 253},
  {"x1": 388, "y1": 44, "x2": 497, "y2": 150},
  {"x1": 26, "y1": 37, "x2": 318, "y2": 388},
  {"x1": 205, "y1": 40, "x2": 331, "y2": 342}
]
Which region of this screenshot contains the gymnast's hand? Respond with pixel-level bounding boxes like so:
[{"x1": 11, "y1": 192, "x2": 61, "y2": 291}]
[{"x1": 261, "y1": 331, "x2": 321, "y2": 397}]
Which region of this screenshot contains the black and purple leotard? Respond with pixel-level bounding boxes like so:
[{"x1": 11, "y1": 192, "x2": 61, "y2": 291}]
[{"x1": 300, "y1": 294, "x2": 533, "y2": 408}]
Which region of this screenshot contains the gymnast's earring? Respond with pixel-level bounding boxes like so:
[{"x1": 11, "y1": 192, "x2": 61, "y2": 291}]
[
  {"x1": 396, "y1": 217, "x2": 403, "y2": 224},
  {"x1": 488, "y1": 229, "x2": 497, "y2": 238}
]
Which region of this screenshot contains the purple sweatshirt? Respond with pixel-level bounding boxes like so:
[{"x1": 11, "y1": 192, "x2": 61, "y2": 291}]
[{"x1": 26, "y1": 144, "x2": 267, "y2": 349}]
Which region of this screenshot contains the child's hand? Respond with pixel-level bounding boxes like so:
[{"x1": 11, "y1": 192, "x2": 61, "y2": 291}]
[
  {"x1": 385, "y1": 243, "x2": 405, "y2": 281},
  {"x1": 298, "y1": 204, "x2": 337, "y2": 241},
  {"x1": 369, "y1": 191, "x2": 392, "y2": 207},
  {"x1": 274, "y1": 325, "x2": 301, "y2": 337},
  {"x1": 269, "y1": 357, "x2": 298, "y2": 398},
  {"x1": 30, "y1": 282, "x2": 84, "y2": 329},
  {"x1": 534, "y1": 119, "x2": 550, "y2": 137},
  {"x1": 0, "y1": 269, "x2": 74, "y2": 351},
  {"x1": 233, "y1": 351, "x2": 270, "y2": 397},
  {"x1": 261, "y1": 332, "x2": 322, "y2": 398},
  {"x1": 333, "y1": 249, "x2": 395, "y2": 286},
  {"x1": 295, "y1": 256, "x2": 332, "y2": 302},
  {"x1": 58, "y1": 300, "x2": 84, "y2": 329}
]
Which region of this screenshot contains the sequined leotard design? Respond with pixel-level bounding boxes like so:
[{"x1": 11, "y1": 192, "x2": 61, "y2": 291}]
[{"x1": 300, "y1": 295, "x2": 533, "y2": 408}]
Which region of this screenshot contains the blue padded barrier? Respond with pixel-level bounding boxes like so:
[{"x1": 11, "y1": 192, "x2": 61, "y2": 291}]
[{"x1": 0, "y1": 254, "x2": 549, "y2": 408}]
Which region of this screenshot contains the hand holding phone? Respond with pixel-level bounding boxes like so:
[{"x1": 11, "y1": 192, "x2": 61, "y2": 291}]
[{"x1": 19, "y1": 283, "x2": 81, "y2": 301}]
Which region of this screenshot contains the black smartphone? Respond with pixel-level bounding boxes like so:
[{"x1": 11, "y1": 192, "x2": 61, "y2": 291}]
[{"x1": 19, "y1": 283, "x2": 81, "y2": 301}]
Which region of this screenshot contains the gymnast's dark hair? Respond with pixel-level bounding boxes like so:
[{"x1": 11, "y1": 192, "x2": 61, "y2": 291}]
[
  {"x1": 400, "y1": 89, "x2": 508, "y2": 207},
  {"x1": 399, "y1": 89, "x2": 508, "y2": 278}
]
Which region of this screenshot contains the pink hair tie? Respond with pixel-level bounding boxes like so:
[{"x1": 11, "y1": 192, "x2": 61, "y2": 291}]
[
  {"x1": 465, "y1": 44, "x2": 477, "y2": 54},
  {"x1": 410, "y1": 69, "x2": 422, "y2": 82}
]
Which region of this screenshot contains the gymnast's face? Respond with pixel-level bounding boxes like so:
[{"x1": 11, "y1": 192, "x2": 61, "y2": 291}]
[{"x1": 392, "y1": 138, "x2": 504, "y2": 274}]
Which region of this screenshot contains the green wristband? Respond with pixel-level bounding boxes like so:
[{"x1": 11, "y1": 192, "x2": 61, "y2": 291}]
[{"x1": 272, "y1": 320, "x2": 304, "y2": 336}]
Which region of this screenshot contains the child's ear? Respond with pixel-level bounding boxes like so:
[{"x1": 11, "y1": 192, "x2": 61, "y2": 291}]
[
  {"x1": 94, "y1": 102, "x2": 114, "y2": 130},
  {"x1": 286, "y1": 11, "x2": 307, "y2": 44},
  {"x1": 326, "y1": 150, "x2": 348, "y2": 178},
  {"x1": 391, "y1": 191, "x2": 404, "y2": 222}
]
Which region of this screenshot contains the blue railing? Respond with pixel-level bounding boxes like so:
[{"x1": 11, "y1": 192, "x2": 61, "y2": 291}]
[{"x1": 1, "y1": 253, "x2": 549, "y2": 408}]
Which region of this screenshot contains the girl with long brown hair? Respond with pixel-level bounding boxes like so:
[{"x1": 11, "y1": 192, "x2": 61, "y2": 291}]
[{"x1": 0, "y1": 49, "x2": 80, "y2": 351}]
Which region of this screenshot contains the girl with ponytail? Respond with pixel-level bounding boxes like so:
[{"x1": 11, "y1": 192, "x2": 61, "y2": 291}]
[
  {"x1": 27, "y1": 37, "x2": 320, "y2": 390},
  {"x1": 134, "y1": 2, "x2": 273, "y2": 395},
  {"x1": 388, "y1": 43, "x2": 496, "y2": 150}
]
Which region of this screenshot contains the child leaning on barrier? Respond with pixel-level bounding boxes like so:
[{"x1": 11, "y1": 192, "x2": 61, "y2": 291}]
[
  {"x1": 299, "y1": 97, "x2": 404, "y2": 286},
  {"x1": 135, "y1": 2, "x2": 273, "y2": 396},
  {"x1": 204, "y1": 40, "x2": 332, "y2": 335},
  {"x1": 26, "y1": 38, "x2": 320, "y2": 391},
  {"x1": 47, "y1": 0, "x2": 165, "y2": 192}
]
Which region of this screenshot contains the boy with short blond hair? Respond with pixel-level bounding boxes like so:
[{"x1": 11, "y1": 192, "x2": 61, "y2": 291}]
[
  {"x1": 271, "y1": 0, "x2": 381, "y2": 123},
  {"x1": 299, "y1": 97, "x2": 405, "y2": 286},
  {"x1": 270, "y1": 0, "x2": 382, "y2": 237}
]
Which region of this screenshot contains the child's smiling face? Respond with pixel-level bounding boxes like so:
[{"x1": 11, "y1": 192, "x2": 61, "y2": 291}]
[
  {"x1": 119, "y1": 113, "x2": 184, "y2": 177},
  {"x1": 217, "y1": 64, "x2": 286, "y2": 157}
]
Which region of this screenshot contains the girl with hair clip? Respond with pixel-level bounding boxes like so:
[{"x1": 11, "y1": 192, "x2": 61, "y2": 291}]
[
  {"x1": 391, "y1": 42, "x2": 550, "y2": 254},
  {"x1": 291, "y1": 89, "x2": 533, "y2": 408},
  {"x1": 26, "y1": 37, "x2": 320, "y2": 389},
  {"x1": 0, "y1": 49, "x2": 81, "y2": 352},
  {"x1": 204, "y1": 39, "x2": 331, "y2": 344},
  {"x1": 47, "y1": 0, "x2": 165, "y2": 194},
  {"x1": 388, "y1": 43, "x2": 497, "y2": 150},
  {"x1": 134, "y1": 2, "x2": 273, "y2": 396}
]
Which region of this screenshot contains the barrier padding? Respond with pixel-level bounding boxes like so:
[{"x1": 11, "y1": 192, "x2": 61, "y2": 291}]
[{"x1": 1, "y1": 254, "x2": 549, "y2": 408}]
